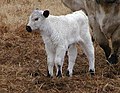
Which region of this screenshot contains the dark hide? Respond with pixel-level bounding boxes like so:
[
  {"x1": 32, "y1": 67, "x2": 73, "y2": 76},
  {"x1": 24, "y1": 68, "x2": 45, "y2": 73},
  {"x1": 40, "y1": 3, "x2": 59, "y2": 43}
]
[
  {"x1": 105, "y1": 0, "x2": 117, "y2": 3},
  {"x1": 96, "y1": 0, "x2": 117, "y2": 4}
]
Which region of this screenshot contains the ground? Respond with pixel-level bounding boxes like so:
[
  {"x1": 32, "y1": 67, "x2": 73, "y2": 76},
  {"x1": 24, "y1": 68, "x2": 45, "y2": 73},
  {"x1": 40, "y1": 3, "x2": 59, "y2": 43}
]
[{"x1": 0, "y1": 0, "x2": 120, "y2": 93}]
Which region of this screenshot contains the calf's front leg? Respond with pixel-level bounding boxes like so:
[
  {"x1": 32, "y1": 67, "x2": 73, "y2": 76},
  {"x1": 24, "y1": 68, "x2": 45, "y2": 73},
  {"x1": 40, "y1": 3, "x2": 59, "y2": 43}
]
[
  {"x1": 47, "y1": 54, "x2": 54, "y2": 78},
  {"x1": 45, "y1": 44, "x2": 55, "y2": 78},
  {"x1": 55, "y1": 46, "x2": 67, "y2": 77}
]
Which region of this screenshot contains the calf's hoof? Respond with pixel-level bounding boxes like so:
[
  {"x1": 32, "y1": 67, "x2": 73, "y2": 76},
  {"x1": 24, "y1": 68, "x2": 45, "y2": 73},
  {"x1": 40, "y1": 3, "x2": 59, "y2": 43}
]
[
  {"x1": 47, "y1": 71, "x2": 53, "y2": 78},
  {"x1": 89, "y1": 69, "x2": 95, "y2": 76},
  {"x1": 66, "y1": 70, "x2": 70, "y2": 77},
  {"x1": 56, "y1": 70, "x2": 62, "y2": 78},
  {"x1": 108, "y1": 54, "x2": 118, "y2": 64},
  {"x1": 66, "y1": 70, "x2": 72, "y2": 77}
]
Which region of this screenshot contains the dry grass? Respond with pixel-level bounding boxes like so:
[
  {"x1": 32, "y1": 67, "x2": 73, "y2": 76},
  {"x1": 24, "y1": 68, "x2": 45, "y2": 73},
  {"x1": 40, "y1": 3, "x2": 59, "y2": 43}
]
[{"x1": 0, "y1": 0, "x2": 120, "y2": 93}]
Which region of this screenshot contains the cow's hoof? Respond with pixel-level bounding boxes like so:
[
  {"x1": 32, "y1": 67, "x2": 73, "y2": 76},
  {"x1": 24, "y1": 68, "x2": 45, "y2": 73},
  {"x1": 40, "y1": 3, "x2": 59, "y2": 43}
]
[
  {"x1": 108, "y1": 54, "x2": 118, "y2": 64},
  {"x1": 89, "y1": 69, "x2": 95, "y2": 76}
]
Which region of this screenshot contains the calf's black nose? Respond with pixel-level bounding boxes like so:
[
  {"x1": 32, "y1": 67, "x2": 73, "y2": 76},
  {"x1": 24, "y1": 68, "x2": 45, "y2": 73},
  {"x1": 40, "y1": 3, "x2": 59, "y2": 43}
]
[{"x1": 26, "y1": 26, "x2": 32, "y2": 32}]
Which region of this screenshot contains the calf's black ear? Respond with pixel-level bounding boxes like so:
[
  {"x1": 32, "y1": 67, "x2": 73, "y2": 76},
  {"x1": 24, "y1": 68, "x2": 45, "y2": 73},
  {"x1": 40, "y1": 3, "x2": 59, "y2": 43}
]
[{"x1": 43, "y1": 10, "x2": 49, "y2": 18}]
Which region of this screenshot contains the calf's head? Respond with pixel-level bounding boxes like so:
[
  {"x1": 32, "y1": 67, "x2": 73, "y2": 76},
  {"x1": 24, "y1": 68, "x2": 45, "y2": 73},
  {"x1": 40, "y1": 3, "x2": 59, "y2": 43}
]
[{"x1": 26, "y1": 9, "x2": 49, "y2": 32}]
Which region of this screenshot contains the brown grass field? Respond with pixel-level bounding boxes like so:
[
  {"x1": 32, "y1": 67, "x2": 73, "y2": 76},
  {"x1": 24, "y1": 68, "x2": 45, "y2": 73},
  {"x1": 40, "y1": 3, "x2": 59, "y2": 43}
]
[{"x1": 0, "y1": 0, "x2": 120, "y2": 93}]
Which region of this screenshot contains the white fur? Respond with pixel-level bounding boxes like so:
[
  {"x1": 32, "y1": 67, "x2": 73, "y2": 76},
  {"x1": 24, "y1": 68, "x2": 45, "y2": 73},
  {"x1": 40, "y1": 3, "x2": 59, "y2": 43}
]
[{"x1": 27, "y1": 10, "x2": 95, "y2": 77}]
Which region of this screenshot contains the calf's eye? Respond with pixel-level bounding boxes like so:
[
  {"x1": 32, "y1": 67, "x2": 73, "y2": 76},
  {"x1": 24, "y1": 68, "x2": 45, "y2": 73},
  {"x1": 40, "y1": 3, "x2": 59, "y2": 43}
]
[{"x1": 35, "y1": 18, "x2": 39, "y2": 21}]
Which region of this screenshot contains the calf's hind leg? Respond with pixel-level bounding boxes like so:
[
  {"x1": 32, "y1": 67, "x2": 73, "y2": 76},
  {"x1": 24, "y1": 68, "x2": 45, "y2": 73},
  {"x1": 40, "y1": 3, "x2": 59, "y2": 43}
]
[{"x1": 79, "y1": 38, "x2": 95, "y2": 75}]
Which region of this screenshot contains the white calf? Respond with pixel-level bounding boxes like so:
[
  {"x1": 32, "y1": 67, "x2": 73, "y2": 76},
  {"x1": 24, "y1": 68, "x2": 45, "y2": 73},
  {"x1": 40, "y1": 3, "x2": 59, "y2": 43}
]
[{"x1": 26, "y1": 9, "x2": 95, "y2": 77}]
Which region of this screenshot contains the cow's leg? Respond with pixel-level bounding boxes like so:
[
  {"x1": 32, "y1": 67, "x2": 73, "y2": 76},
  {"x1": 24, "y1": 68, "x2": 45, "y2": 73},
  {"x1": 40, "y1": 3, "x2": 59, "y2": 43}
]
[
  {"x1": 66, "y1": 44, "x2": 77, "y2": 77},
  {"x1": 99, "y1": 36, "x2": 111, "y2": 60},
  {"x1": 55, "y1": 46, "x2": 67, "y2": 77},
  {"x1": 94, "y1": 23, "x2": 111, "y2": 60},
  {"x1": 108, "y1": 28, "x2": 120, "y2": 64}
]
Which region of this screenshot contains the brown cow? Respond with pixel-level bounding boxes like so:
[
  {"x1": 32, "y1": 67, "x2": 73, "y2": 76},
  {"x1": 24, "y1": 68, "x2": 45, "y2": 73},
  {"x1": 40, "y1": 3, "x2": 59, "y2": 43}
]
[{"x1": 62, "y1": 0, "x2": 120, "y2": 64}]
